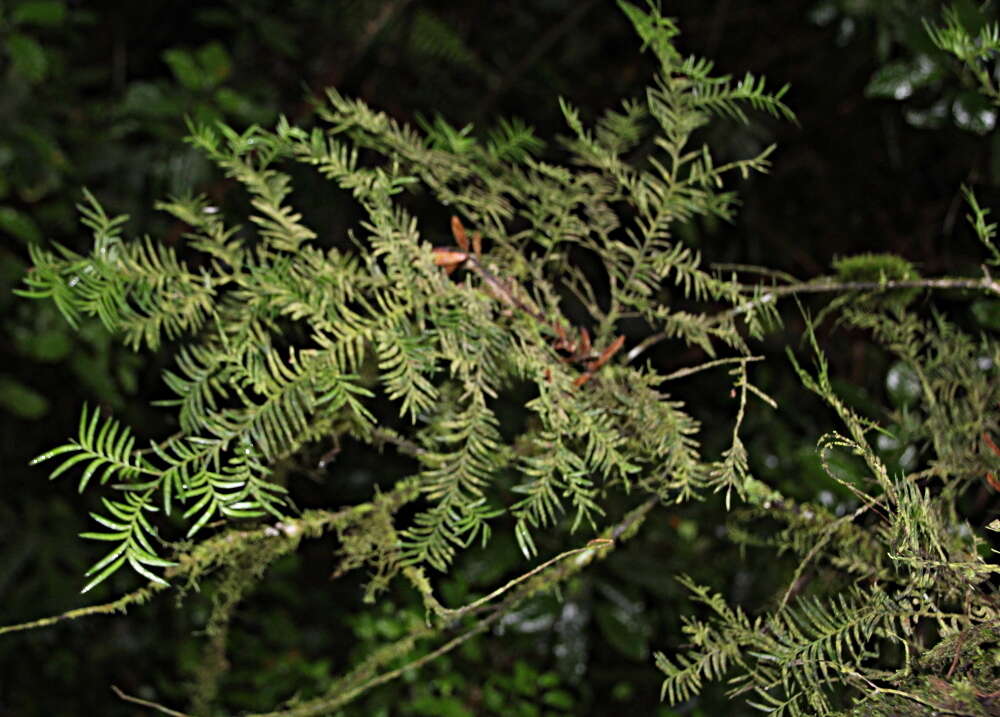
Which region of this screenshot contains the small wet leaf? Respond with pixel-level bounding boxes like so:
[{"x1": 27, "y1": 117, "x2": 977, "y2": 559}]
[{"x1": 885, "y1": 361, "x2": 921, "y2": 408}]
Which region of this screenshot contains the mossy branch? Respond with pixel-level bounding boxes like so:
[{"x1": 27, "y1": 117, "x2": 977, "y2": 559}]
[{"x1": 0, "y1": 479, "x2": 421, "y2": 637}]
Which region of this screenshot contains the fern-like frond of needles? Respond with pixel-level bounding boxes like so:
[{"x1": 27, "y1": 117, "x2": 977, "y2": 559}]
[
  {"x1": 655, "y1": 575, "x2": 754, "y2": 705},
  {"x1": 19, "y1": 195, "x2": 218, "y2": 351},
  {"x1": 658, "y1": 578, "x2": 908, "y2": 716},
  {"x1": 29, "y1": 403, "x2": 298, "y2": 590},
  {"x1": 844, "y1": 307, "x2": 1000, "y2": 485},
  {"x1": 77, "y1": 489, "x2": 177, "y2": 593},
  {"x1": 210, "y1": 347, "x2": 374, "y2": 461},
  {"x1": 511, "y1": 431, "x2": 603, "y2": 558},
  {"x1": 757, "y1": 589, "x2": 905, "y2": 715},
  {"x1": 157, "y1": 344, "x2": 232, "y2": 435},
  {"x1": 29, "y1": 408, "x2": 180, "y2": 592},
  {"x1": 180, "y1": 448, "x2": 289, "y2": 538},
  {"x1": 612, "y1": 371, "x2": 706, "y2": 499},
  {"x1": 400, "y1": 394, "x2": 506, "y2": 571},
  {"x1": 375, "y1": 323, "x2": 440, "y2": 423},
  {"x1": 925, "y1": 5, "x2": 1000, "y2": 104},
  {"x1": 30, "y1": 404, "x2": 155, "y2": 493}
]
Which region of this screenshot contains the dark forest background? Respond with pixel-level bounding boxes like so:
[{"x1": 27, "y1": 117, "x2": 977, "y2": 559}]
[{"x1": 2, "y1": 1, "x2": 997, "y2": 715}]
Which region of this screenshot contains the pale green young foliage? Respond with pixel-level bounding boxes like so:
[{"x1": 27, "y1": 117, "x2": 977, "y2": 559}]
[
  {"x1": 963, "y1": 184, "x2": 1000, "y2": 265},
  {"x1": 925, "y1": 4, "x2": 1000, "y2": 105},
  {"x1": 23, "y1": 1, "x2": 790, "y2": 592}
]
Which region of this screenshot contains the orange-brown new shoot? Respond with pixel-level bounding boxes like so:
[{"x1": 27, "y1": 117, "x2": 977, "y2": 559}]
[
  {"x1": 984, "y1": 432, "x2": 1000, "y2": 491},
  {"x1": 432, "y1": 247, "x2": 469, "y2": 275},
  {"x1": 579, "y1": 327, "x2": 592, "y2": 358},
  {"x1": 451, "y1": 215, "x2": 469, "y2": 252},
  {"x1": 586, "y1": 335, "x2": 625, "y2": 373},
  {"x1": 436, "y1": 216, "x2": 625, "y2": 391},
  {"x1": 574, "y1": 335, "x2": 625, "y2": 387}
]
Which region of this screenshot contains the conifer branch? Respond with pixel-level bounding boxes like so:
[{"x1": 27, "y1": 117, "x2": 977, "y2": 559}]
[
  {"x1": 246, "y1": 497, "x2": 657, "y2": 717},
  {"x1": 0, "y1": 480, "x2": 421, "y2": 637},
  {"x1": 18, "y1": 2, "x2": 1000, "y2": 713},
  {"x1": 0, "y1": 583, "x2": 169, "y2": 637},
  {"x1": 628, "y1": 270, "x2": 1000, "y2": 363}
]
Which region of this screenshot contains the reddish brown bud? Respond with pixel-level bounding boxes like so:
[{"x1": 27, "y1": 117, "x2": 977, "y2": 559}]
[{"x1": 450, "y1": 216, "x2": 469, "y2": 252}]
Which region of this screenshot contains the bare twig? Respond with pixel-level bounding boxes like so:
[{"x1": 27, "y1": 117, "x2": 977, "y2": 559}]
[{"x1": 111, "y1": 685, "x2": 193, "y2": 717}]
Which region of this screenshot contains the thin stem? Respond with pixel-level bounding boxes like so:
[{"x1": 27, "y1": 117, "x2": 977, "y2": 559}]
[
  {"x1": 111, "y1": 685, "x2": 193, "y2": 717},
  {"x1": 249, "y1": 497, "x2": 658, "y2": 717},
  {"x1": 711, "y1": 262, "x2": 800, "y2": 284},
  {"x1": 0, "y1": 583, "x2": 168, "y2": 636},
  {"x1": 411, "y1": 543, "x2": 609, "y2": 622},
  {"x1": 628, "y1": 270, "x2": 1000, "y2": 363}
]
